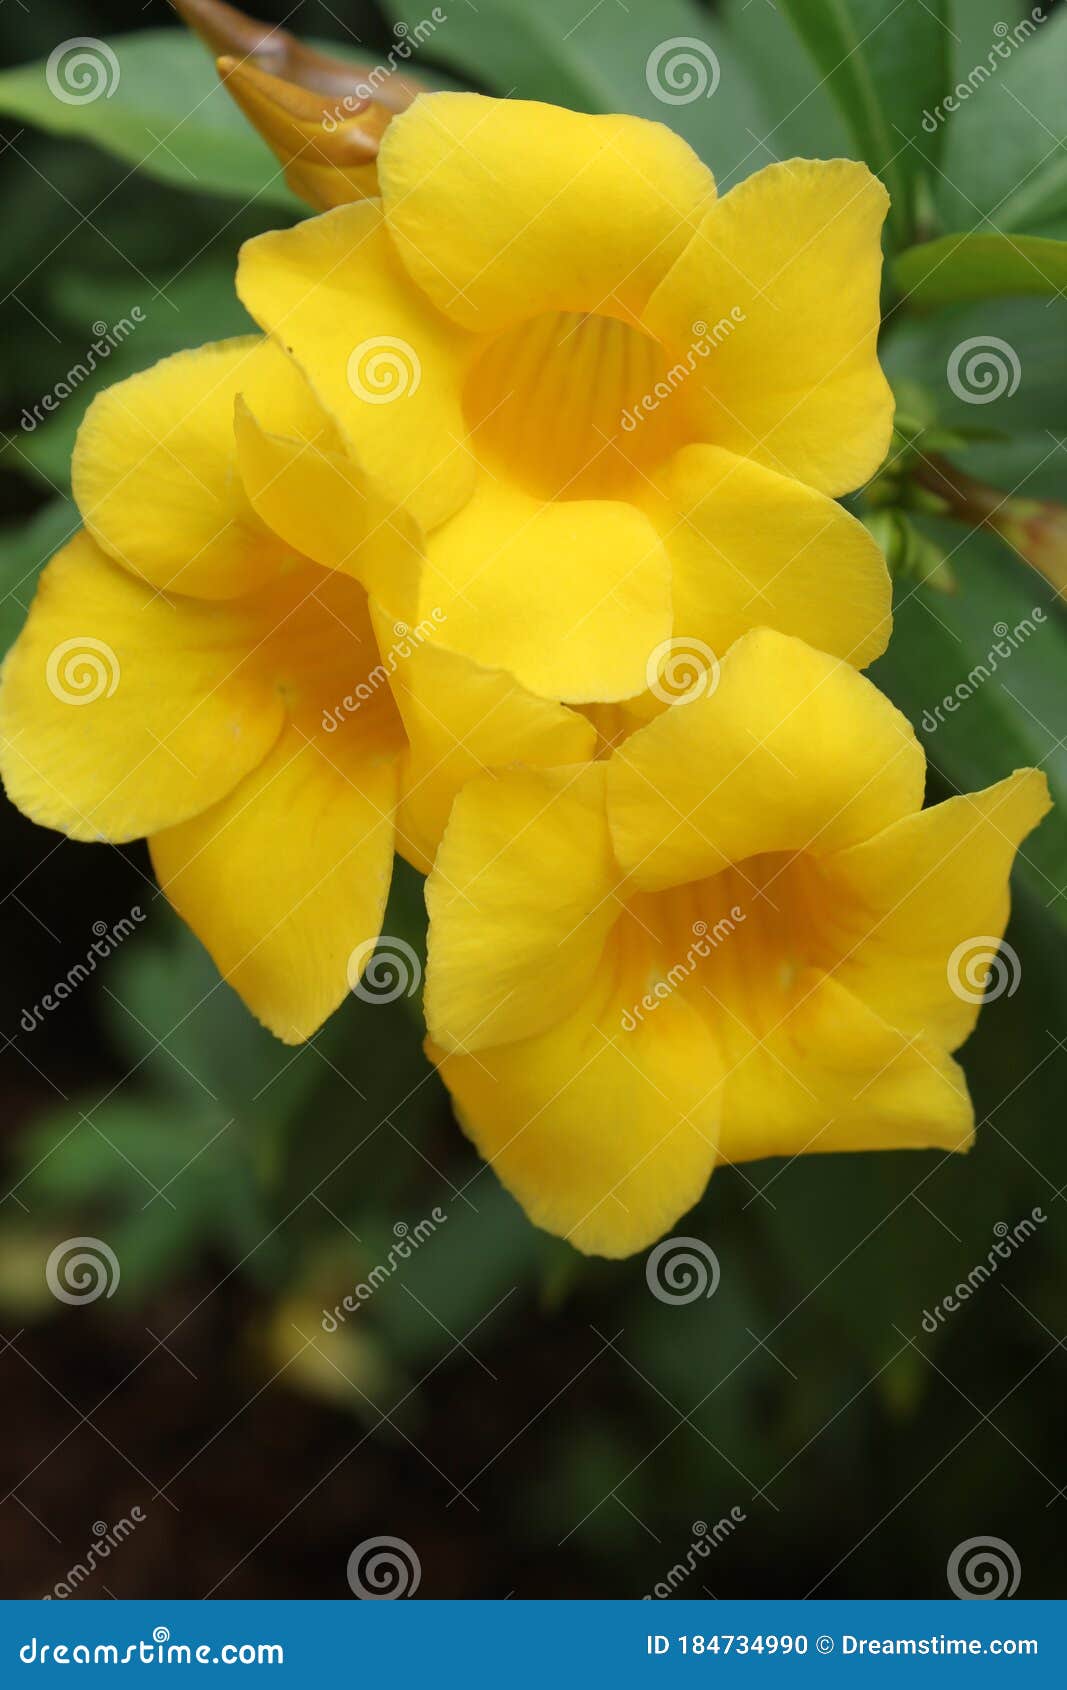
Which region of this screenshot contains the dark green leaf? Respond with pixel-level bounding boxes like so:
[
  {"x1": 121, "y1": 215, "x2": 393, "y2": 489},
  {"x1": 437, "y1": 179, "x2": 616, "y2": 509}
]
[
  {"x1": 382, "y1": 0, "x2": 766, "y2": 174},
  {"x1": 774, "y1": 0, "x2": 952, "y2": 245},
  {"x1": 870, "y1": 526, "x2": 1067, "y2": 927},
  {"x1": 0, "y1": 31, "x2": 300, "y2": 207},
  {"x1": 935, "y1": 8, "x2": 1067, "y2": 236},
  {"x1": 895, "y1": 232, "x2": 1067, "y2": 307}
]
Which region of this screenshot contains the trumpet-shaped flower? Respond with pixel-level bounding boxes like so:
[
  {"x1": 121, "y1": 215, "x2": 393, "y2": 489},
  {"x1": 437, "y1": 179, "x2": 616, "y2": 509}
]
[
  {"x1": 236, "y1": 92, "x2": 897, "y2": 710},
  {"x1": 0, "y1": 335, "x2": 591, "y2": 1039},
  {"x1": 424, "y1": 629, "x2": 1049, "y2": 1258}
]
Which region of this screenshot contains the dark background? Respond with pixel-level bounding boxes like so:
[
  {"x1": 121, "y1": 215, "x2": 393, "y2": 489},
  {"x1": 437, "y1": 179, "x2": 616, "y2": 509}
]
[{"x1": 0, "y1": 0, "x2": 1064, "y2": 1600}]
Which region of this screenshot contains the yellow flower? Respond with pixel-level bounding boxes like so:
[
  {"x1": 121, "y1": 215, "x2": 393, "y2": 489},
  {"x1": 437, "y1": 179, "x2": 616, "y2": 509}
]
[
  {"x1": 0, "y1": 336, "x2": 589, "y2": 1039},
  {"x1": 423, "y1": 629, "x2": 1050, "y2": 1258},
  {"x1": 236, "y1": 92, "x2": 897, "y2": 716}
]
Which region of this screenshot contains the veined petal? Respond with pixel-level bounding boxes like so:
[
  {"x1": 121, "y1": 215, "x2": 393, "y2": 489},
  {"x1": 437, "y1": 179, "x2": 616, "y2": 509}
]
[
  {"x1": 237, "y1": 200, "x2": 476, "y2": 532},
  {"x1": 151, "y1": 720, "x2": 399, "y2": 1045},
  {"x1": 0, "y1": 533, "x2": 284, "y2": 842},
  {"x1": 817, "y1": 770, "x2": 1051, "y2": 1051},
  {"x1": 379, "y1": 92, "x2": 716, "y2": 333},
  {"x1": 72, "y1": 337, "x2": 326, "y2": 599},
  {"x1": 431, "y1": 966, "x2": 720, "y2": 1258},
  {"x1": 716, "y1": 971, "x2": 974, "y2": 1164},
  {"x1": 425, "y1": 763, "x2": 618, "y2": 1054},
  {"x1": 657, "y1": 445, "x2": 892, "y2": 667},
  {"x1": 608, "y1": 628, "x2": 925, "y2": 891},
  {"x1": 422, "y1": 476, "x2": 672, "y2": 703},
  {"x1": 643, "y1": 159, "x2": 893, "y2": 496}
]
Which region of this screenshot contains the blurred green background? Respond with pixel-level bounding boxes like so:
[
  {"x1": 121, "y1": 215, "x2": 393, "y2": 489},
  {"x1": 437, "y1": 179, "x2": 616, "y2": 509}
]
[{"x1": 0, "y1": 0, "x2": 1065, "y2": 1599}]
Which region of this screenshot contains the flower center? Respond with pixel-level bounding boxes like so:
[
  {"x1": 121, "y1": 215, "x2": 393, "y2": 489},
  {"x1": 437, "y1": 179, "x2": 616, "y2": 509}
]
[
  {"x1": 463, "y1": 310, "x2": 693, "y2": 500},
  {"x1": 613, "y1": 854, "x2": 834, "y2": 1036}
]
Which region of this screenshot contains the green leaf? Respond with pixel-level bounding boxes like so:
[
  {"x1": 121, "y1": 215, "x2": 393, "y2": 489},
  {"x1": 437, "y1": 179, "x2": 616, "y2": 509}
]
[
  {"x1": 935, "y1": 7, "x2": 1067, "y2": 236},
  {"x1": 895, "y1": 232, "x2": 1067, "y2": 307},
  {"x1": 870, "y1": 527, "x2": 1067, "y2": 927},
  {"x1": 4, "y1": 260, "x2": 253, "y2": 490},
  {"x1": 382, "y1": 0, "x2": 766, "y2": 176},
  {"x1": 773, "y1": 0, "x2": 952, "y2": 245},
  {"x1": 720, "y1": 0, "x2": 850, "y2": 172},
  {"x1": 882, "y1": 294, "x2": 1067, "y2": 436},
  {"x1": 0, "y1": 497, "x2": 76, "y2": 655},
  {"x1": 0, "y1": 31, "x2": 300, "y2": 208}
]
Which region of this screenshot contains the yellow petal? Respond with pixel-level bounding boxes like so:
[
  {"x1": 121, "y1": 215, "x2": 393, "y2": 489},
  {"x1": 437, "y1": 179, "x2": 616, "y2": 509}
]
[
  {"x1": 0, "y1": 533, "x2": 284, "y2": 842},
  {"x1": 151, "y1": 720, "x2": 399, "y2": 1044},
  {"x1": 378, "y1": 92, "x2": 716, "y2": 333},
  {"x1": 818, "y1": 769, "x2": 1051, "y2": 1051},
  {"x1": 233, "y1": 396, "x2": 422, "y2": 621},
  {"x1": 658, "y1": 445, "x2": 892, "y2": 667},
  {"x1": 377, "y1": 608, "x2": 596, "y2": 873},
  {"x1": 72, "y1": 337, "x2": 326, "y2": 599},
  {"x1": 716, "y1": 971, "x2": 974, "y2": 1164},
  {"x1": 237, "y1": 200, "x2": 476, "y2": 532},
  {"x1": 422, "y1": 476, "x2": 672, "y2": 703},
  {"x1": 608, "y1": 627, "x2": 925, "y2": 891},
  {"x1": 425, "y1": 763, "x2": 617, "y2": 1053},
  {"x1": 643, "y1": 159, "x2": 893, "y2": 496},
  {"x1": 431, "y1": 967, "x2": 720, "y2": 1258}
]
